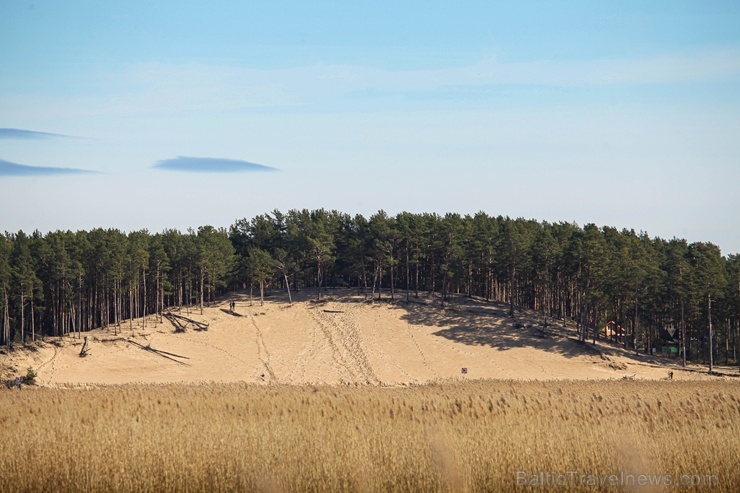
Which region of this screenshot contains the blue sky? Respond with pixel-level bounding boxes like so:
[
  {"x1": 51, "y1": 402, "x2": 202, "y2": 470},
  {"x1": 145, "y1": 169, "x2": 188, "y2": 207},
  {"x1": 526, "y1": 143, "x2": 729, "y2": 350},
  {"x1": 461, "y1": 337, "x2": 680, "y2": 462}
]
[{"x1": 1, "y1": 1, "x2": 739, "y2": 254}]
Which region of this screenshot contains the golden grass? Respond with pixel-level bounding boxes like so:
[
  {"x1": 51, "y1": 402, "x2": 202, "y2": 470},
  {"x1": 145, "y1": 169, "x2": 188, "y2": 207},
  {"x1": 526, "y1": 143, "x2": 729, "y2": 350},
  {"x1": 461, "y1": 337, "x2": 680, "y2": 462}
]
[{"x1": 1, "y1": 380, "x2": 738, "y2": 492}]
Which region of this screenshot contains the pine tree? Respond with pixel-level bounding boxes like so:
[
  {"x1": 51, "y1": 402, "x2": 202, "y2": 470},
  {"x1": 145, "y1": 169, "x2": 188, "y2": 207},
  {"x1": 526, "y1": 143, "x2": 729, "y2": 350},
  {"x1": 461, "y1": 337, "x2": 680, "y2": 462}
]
[
  {"x1": 10, "y1": 231, "x2": 39, "y2": 345},
  {"x1": 0, "y1": 234, "x2": 12, "y2": 346},
  {"x1": 689, "y1": 242, "x2": 727, "y2": 371},
  {"x1": 247, "y1": 247, "x2": 274, "y2": 305}
]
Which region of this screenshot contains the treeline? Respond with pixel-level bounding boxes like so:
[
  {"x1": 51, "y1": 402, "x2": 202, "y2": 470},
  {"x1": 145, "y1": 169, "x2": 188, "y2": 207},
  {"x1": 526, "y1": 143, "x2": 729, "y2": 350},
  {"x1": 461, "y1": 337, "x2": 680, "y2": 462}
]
[
  {"x1": 0, "y1": 226, "x2": 233, "y2": 343},
  {"x1": 2, "y1": 210, "x2": 739, "y2": 367}
]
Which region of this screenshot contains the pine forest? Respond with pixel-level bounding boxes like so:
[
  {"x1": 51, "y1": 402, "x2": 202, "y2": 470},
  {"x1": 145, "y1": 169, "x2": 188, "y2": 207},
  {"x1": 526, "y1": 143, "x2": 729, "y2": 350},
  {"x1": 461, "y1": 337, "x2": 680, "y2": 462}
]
[{"x1": 1, "y1": 209, "x2": 738, "y2": 368}]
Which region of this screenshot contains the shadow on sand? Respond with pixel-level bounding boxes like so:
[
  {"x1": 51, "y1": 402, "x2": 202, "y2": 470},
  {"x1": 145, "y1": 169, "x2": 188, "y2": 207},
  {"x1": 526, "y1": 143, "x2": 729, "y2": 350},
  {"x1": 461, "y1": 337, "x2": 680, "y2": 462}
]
[
  {"x1": 220, "y1": 308, "x2": 243, "y2": 317},
  {"x1": 394, "y1": 294, "x2": 600, "y2": 360}
]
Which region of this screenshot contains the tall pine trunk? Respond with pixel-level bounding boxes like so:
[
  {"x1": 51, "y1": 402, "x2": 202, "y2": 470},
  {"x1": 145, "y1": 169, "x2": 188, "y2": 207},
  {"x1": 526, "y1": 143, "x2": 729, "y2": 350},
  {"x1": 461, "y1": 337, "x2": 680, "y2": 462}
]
[
  {"x1": 633, "y1": 296, "x2": 639, "y2": 355},
  {"x1": 129, "y1": 283, "x2": 134, "y2": 330},
  {"x1": 20, "y1": 285, "x2": 25, "y2": 345},
  {"x1": 142, "y1": 267, "x2": 147, "y2": 328},
  {"x1": 282, "y1": 271, "x2": 292, "y2": 304},
  {"x1": 509, "y1": 267, "x2": 516, "y2": 318},
  {"x1": 3, "y1": 288, "x2": 9, "y2": 345},
  {"x1": 390, "y1": 251, "x2": 395, "y2": 301},
  {"x1": 681, "y1": 300, "x2": 686, "y2": 367},
  {"x1": 405, "y1": 242, "x2": 410, "y2": 302},
  {"x1": 200, "y1": 266, "x2": 205, "y2": 315},
  {"x1": 415, "y1": 260, "x2": 419, "y2": 298},
  {"x1": 30, "y1": 294, "x2": 35, "y2": 342},
  {"x1": 708, "y1": 292, "x2": 714, "y2": 372}
]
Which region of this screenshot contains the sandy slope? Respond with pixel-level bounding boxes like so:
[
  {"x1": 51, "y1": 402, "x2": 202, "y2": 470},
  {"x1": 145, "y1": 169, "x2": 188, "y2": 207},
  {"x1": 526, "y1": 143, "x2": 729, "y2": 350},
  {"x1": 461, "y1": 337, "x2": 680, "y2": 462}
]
[{"x1": 1, "y1": 289, "x2": 730, "y2": 386}]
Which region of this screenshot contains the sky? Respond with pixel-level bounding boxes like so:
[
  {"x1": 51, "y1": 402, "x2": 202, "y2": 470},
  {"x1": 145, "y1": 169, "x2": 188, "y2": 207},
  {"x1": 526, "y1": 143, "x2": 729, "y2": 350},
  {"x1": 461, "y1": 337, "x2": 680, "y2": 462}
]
[{"x1": 1, "y1": 1, "x2": 739, "y2": 255}]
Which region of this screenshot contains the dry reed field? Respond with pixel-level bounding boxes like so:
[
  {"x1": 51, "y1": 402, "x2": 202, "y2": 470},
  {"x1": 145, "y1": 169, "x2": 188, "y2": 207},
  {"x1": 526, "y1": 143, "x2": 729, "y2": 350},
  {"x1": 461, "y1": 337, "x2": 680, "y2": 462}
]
[{"x1": 1, "y1": 380, "x2": 738, "y2": 492}]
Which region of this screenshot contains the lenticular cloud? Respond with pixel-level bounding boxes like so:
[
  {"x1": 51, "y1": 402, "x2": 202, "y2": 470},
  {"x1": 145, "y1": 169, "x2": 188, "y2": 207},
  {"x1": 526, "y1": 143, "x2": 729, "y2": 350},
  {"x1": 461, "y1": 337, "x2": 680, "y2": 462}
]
[
  {"x1": 0, "y1": 159, "x2": 97, "y2": 176},
  {"x1": 153, "y1": 156, "x2": 277, "y2": 173},
  {"x1": 0, "y1": 128, "x2": 73, "y2": 140}
]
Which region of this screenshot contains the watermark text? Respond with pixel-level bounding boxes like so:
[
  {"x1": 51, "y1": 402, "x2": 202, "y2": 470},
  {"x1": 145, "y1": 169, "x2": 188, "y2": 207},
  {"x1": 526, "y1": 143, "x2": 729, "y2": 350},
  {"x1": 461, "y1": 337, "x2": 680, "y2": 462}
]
[{"x1": 516, "y1": 470, "x2": 719, "y2": 488}]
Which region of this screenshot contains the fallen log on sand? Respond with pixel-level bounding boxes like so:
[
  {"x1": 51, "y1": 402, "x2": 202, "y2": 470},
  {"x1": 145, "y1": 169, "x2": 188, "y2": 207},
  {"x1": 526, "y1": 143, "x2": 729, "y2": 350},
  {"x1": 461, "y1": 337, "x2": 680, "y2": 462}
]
[
  {"x1": 127, "y1": 339, "x2": 190, "y2": 365},
  {"x1": 163, "y1": 312, "x2": 186, "y2": 332},
  {"x1": 79, "y1": 336, "x2": 90, "y2": 357},
  {"x1": 164, "y1": 311, "x2": 209, "y2": 332},
  {"x1": 168, "y1": 311, "x2": 209, "y2": 329}
]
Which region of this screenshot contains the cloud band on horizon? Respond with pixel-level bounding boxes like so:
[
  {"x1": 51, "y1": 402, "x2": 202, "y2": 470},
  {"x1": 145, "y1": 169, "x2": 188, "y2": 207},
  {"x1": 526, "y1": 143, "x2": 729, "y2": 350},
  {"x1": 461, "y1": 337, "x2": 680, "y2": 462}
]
[
  {"x1": 0, "y1": 159, "x2": 98, "y2": 176},
  {"x1": 153, "y1": 156, "x2": 277, "y2": 173}
]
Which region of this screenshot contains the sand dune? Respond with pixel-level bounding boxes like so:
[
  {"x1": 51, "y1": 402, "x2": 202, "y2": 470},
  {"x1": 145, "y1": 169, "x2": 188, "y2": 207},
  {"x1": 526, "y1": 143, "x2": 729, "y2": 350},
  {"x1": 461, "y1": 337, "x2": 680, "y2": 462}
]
[{"x1": 2, "y1": 288, "x2": 726, "y2": 386}]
